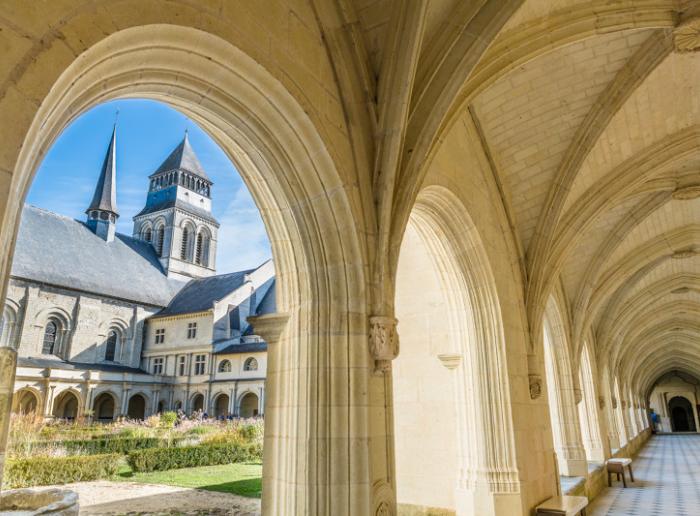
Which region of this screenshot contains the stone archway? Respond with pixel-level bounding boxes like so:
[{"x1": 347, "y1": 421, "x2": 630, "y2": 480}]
[
  {"x1": 93, "y1": 392, "x2": 116, "y2": 421},
  {"x1": 669, "y1": 396, "x2": 696, "y2": 432},
  {"x1": 127, "y1": 394, "x2": 147, "y2": 420},
  {"x1": 13, "y1": 389, "x2": 39, "y2": 415},
  {"x1": 190, "y1": 393, "x2": 205, "y2": 414},
  {"x1": 53, "y1": 390, "x2": 80, "y2": 420},
  {"x1": 214, "y1": 394, "x2": 229, "y2": 418},
  {"x1": 392, "y1": 186, "x2": 520, "y2": 514},
  {"x1": 239, "y1": 392, "x2": 259, "y2": 418},
  {"x1": 0, "y1": 23, "x2": 370, "y2": 516}
]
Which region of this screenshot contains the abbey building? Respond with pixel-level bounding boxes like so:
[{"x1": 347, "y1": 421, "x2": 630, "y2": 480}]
[{"x1": 1, "y1": 128, "x2": 274, "y2": 421}]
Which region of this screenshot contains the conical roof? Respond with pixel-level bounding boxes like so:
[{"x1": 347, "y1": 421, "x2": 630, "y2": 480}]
[
  {"x1": 87, "y1": 126, "x2": 118, "y2": 215},
  {"x1": 151, "y1": 132, "x2": 210, "y2": 181}
]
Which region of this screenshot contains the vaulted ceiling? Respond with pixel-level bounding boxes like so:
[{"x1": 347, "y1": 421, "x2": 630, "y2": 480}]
[{"x1": 347, "y1": 0, "x2": 698, "y2": 394}]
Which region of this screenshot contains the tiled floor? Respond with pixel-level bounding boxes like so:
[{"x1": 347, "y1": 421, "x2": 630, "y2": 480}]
[{"x1": 588, "y1": 434, "x2": 700, "y2": 515}]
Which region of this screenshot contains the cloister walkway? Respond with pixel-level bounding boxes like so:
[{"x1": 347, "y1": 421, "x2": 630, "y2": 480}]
[{"x1": 589, "y1": 435, "x2": 700, "y2": 515}]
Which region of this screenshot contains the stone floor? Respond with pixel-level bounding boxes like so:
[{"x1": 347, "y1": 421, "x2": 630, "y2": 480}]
[
  {"x1": 588, "y1": 434, "x2": 700, "y2": 515},
  {"x1": 58, "y1": 481, "x2": 260, "y2": 515}
]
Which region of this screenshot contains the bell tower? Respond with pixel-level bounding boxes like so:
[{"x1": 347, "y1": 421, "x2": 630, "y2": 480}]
[
  {"x1": 133, "y1": 132, "x2": 219, "y2": 281},
  {"x1": 86, "y1": 126, "x2": 119, "y2": 242}
]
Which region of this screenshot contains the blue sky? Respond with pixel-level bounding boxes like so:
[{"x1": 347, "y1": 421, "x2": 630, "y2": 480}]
[{"x1": 26, "y1": 99, "x2": 271, "y2": 273}]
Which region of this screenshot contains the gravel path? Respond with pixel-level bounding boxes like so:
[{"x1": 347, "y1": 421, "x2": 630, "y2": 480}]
[{"x1": 57, "y1": 481, "x2": 261, "y2": 515}]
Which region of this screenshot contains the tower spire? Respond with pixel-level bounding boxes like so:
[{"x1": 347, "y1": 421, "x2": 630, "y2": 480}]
[{"x1": 86, "y1": 125, "x2": 119, "y2": 242}]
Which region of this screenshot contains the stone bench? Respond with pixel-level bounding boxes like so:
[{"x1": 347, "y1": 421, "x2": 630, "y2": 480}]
[
  {"x1": 535, "y1": 495, "x2": 589, "y2": 515},
  {"x1": 606, "y1": 457, "x2": 634, "y2": 488}
]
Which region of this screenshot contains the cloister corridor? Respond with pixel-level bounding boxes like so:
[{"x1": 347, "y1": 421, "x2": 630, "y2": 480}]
[
  {"x1": 589, "y1": 435, "x2": 700, "y2": 516},
  {"x1": 1, "y1": 1, "x2": 700, "y2": 515}
]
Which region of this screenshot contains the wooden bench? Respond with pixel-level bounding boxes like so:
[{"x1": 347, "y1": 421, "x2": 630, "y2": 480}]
[
  {"x1": 536, "y1": 495, "x2": 589, "y2": 515},
  {"x1": 606, "y1": 457, "x2": 634, "y2": 488}
]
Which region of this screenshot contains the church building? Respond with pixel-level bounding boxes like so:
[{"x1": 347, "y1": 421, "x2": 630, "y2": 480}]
[{"x1": 1, "y1": 128, "x2": 274, "y2": 421}]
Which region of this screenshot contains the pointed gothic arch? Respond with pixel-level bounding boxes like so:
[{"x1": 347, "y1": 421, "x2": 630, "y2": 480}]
[
  {"x1": 543, "y1": 296, "x2": 588, "y2": 477},
  {"x1": 393, "y1": 186, "x2": 520, "y2": 513}
]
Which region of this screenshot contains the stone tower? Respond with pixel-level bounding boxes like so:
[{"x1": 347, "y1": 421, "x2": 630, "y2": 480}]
[
  {"x1": 133, "y1": 132, "x2": 219, "y2": 281},
  {"x1": 86, "y1": 126, "x2": 119, "y2": 242}
]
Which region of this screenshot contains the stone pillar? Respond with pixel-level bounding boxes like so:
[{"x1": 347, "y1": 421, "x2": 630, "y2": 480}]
[
  {"x1": 247, "y1": 313, "x2": 290, "y2": 515},
  {"x1": 231, "y1": 382, "x2": 238, "y2": 416},
  {"x1": 0, "y1": 347, "x2": 18, "y2": 485},
  {"x1": 544, "y1": 343, "x2": 588, "y2": 477}
]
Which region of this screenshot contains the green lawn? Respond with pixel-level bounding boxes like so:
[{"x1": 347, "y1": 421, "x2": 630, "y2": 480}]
[{"x1": 116, "y1": 462, "x2": 263, "y2": 498}]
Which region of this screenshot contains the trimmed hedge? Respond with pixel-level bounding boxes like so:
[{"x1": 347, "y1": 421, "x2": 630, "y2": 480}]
[
  {"x1": 5, "y1": 453, "x2": 121, "y2": 488},
  {"x1": 16, "y1": 436, "x2": 183, "y2": 455},
  {"x1": 127, "y1": 442, "x2": 262, "y2": 472}
]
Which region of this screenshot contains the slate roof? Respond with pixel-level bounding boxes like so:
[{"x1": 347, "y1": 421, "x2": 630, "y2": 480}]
[
  {"x1": 87, "y1": 126, "x2": 118, "y2": 215},
  {"x1": 133, "y1": 198, "x2": 219, "y2": 225},
  {"x1": 155, "y1": 269, "x2": 256, "y2": 317},
  {"x1": 18, "y1": 356, "x2": 149, "y2": 375},
  {"x1": 151, "y1": 132, "x2": 210, "y2": 181},
  {"x1": 11, "y1": 205, "x2": 184, "y2": 307},
  {"x1": 214, "y1": 340, "x2": 268, "y2": 355}
]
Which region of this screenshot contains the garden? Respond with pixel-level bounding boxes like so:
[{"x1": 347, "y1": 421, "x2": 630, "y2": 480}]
[{"x1": 3, "y1": 413, "x2": 264, "y2": 499}]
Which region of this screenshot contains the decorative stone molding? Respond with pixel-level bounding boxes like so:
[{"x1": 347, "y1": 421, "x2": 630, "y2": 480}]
[
  {"x1": 375, "y1": 501, "x2": 392, "y2": 516},
  {"x1": 672, "y1": 248, "x2": 696, "y2": 259},
  {"x1": 369, "y1": 316, "x2": 399, "y2": 374},
  {"x1": 611, "y1": 397, "x2": 618, "y2": 410},
  {"x1": 437, "y1": 353, "x2": 462, "y2": 370},
  {"x1": 671, "y1": 286, "x2": 691, "y2": 294},
  {"x1": 674, "y1": 17, "x2": 700, "y2": 53},
  {"x1": 672, "y1": 184, "x2": 700, "y2": 200},
  {"x1": 246, "y1": 313, "x2": 290, "y2": 345},
  {"x1": 598, "y1": 396, "x2": 605, "y2": 410},
  {"x1": 529, "y1": 374, "x2": 543, "y2": 399},
  {"x1": 573, "y1": 388, "x2": 583, "y2": 405},
  {"x1": 372, "y1": 480, "x2": 395, "y2": 516}
]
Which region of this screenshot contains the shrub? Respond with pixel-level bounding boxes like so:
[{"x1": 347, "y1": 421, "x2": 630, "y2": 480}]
[
  {"x1": 4, "y1": 453, "x2": 121, "y2": 488},
  {"x1": 14, "y1": 436, "x2": 183, "y2": 456},
  {"x1": 127, "y1": 442, "x2": 262, "y2": 472},
  {"x1": 160, "y1": 411, "x2": 177, "y2": 428}
]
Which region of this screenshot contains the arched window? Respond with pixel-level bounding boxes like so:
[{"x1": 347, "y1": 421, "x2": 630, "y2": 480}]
[
  {"x1": 218, "y1": 359, "x2": 232, "y2": 373},
  {"x1": 1, "y1": 307, "x2": 18, "y2": 350},
  {"x1": 144, "y1": 227, "x2": 152, "y2": 243},
  {"x1": 105, "y1": 330, "x2": 118, "y2": 361},
  {"x1": 195, "y1": 231, "x2": 210, "y2": 266},
  {"x1": 180, "y1": 227, "x2": 190, "y2": 260},
  {"x1": 243, "y1": 357, "x2": 258, "y2": 371},
  {"x1": 156, "y1": 226, "x2": 165, "y2": 256},
  {"x1": 42, "y1": 319, "x2": 59, "y2": 355}
]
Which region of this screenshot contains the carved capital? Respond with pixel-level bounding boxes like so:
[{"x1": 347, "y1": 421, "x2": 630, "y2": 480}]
[
  {"x1": 369, "y1": 316, "x2": 399, "y2": 374},
  {"x1": 672, "y1": 248, "x2": 696, "y2": 260},
  {"x1": 573, "y1": 387, "x2": 583, "y2": 404},
  {"x1": 246, "y1": 312, "x2": 290, "y2": 345},
  {"x1": 611, "y1": 397, "x2": 618, "y2": 410},
  {"x1": 437, "y1": 353, "x2": 462, "y2": 370},
  {"x1": 672, "y1": 184, "x2": 700, "y2": 200},
  {"x1": 529, "y1": 374, "x2": 543, "y2": 399},
  {"x1": 674, "y1": 16, "x2": 700, "y2": 53},
  {"x1": 598, "y1": 396, "x2": 605, "y2": 410}
]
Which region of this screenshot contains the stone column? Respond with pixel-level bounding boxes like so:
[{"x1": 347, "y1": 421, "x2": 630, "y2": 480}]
[
  {"x1": 247, "y1": 313, "x2": 289, "y2": 515},
  {"x1": 544, "y1": 346, "x2": 588, "y2": 477},
  {"x1": 0, "y1": 347, "x2": 18, "y2": 485}
]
